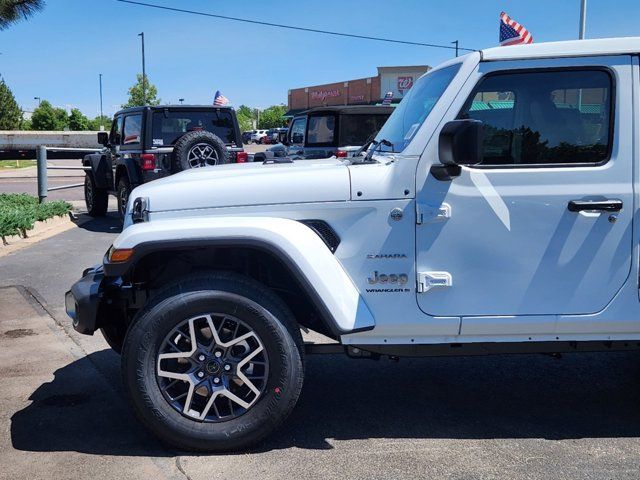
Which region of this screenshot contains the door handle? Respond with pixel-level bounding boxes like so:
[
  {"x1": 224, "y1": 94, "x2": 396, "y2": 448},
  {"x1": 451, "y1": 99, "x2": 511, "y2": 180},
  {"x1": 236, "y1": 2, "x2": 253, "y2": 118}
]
[{"x1": 568, "y1": 199, "x2": 623, "y2": 213}]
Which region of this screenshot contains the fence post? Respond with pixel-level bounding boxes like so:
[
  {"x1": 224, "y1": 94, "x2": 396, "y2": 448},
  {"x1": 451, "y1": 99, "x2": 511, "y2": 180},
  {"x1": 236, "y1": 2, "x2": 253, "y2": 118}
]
[{"x1": 36, "y1": 146, "x2": 47, "y2": 203}]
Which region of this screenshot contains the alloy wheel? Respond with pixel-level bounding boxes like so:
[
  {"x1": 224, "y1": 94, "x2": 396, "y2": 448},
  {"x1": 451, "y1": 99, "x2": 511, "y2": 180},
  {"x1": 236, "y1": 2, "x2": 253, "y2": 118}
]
[
  {"x1": 156, "y1": 313, "x2": 269, "y2": 422},
  {"x1": 187, "y1": 143, "x2": 219, "y2": 168}
]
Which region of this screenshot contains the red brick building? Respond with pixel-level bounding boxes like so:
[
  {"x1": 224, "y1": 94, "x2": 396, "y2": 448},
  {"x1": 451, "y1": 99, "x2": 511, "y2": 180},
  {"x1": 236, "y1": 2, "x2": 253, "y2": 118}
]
[{"x1": 286, "y1": 65, "x2": 431, "y2": 116}]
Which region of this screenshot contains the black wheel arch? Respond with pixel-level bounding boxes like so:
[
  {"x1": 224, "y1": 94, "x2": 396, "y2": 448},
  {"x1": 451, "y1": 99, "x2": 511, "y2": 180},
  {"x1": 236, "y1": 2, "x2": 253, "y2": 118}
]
[
  {"x1": 115, "y1": 159, "x2": 142, "y2": 188},
  {"x1": 83, "y1": 153, "x2": 111, "y2": 189}
]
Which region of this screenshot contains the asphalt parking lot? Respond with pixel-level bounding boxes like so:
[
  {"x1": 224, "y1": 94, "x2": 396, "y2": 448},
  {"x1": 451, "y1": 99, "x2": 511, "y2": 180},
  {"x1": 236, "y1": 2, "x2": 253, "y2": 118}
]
[{"x1": 0, "y1": 213, "x2": 640, "y2": 479}]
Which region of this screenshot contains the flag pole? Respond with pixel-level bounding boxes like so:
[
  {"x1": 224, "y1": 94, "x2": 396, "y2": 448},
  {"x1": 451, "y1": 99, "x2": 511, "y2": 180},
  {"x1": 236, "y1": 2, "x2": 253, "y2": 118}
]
[{"x1": 579, "y1": 0, "x2": 587, "y2": 39}]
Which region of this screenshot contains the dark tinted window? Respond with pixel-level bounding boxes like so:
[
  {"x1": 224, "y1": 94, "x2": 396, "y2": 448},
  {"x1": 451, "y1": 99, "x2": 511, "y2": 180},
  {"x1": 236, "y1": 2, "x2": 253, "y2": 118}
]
[
  {"x1": 122, "y1": 114, "x2": 142, "y2": 146},
  {"x1": 339, "y1": 114, "x2": 390, "y2": 146},
  {"x1": 151, "y1": 110, "x2": 237, "y2": 146},
  {"x1": 110, "y1": 116, "x2": 122, "y2": 145},
  {"x1": 307, "y1": 114, "x2": 336, "y2": 145},
  {"x1": 290, "y1": 118, "x2": 306, "y2": 145},
  {"x1": 459, "y1": 69, "x2": 612, "y2": 166}
]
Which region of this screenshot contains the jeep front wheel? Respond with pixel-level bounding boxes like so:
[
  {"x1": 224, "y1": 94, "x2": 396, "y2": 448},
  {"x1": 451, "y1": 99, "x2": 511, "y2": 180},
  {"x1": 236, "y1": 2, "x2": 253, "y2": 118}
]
[
  {"x1": 121, "y1": 273, "x2": 304, "y2": 452},
  {"x1": 84, "y1": 173, "x2": 108, "y2": 217}
]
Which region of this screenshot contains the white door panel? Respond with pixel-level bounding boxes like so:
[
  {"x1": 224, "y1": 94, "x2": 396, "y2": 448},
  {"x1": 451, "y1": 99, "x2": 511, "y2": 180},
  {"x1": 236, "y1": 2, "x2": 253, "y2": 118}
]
[{"x1": 416, "y1": 56, "x2": 634, "y2": 321}]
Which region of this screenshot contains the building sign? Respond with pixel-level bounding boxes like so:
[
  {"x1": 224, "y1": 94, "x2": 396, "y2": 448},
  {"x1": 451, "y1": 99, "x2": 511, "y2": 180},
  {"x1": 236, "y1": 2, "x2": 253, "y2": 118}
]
[
  {"x1": 350, "y1": 94, "x2": 365, "y2": 102},
  {"x1": 397, "y1": 76, "x2": 414, "y2": 93},
  {"x1": 310, "y1": 89, "x2": 341, "y2": 101}
]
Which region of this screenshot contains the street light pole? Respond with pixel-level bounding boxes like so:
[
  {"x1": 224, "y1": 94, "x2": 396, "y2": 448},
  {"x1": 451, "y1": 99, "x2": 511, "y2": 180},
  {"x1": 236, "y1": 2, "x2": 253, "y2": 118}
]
[
  {"x1": 138, "y1": 32, "x2": 146, "y2": 104},
  {"x1": 99, "y1": 73, "x2": 104, "y2": 119},
  {"x1": 34, "y1": 96, "x2": 41, "y2": 106},
  {"x1": 579, "y1": 0, "x2": 587, "y2": 39},
  {"x1": 179, "y1": 98, "x2": 184, "y2": 104}
]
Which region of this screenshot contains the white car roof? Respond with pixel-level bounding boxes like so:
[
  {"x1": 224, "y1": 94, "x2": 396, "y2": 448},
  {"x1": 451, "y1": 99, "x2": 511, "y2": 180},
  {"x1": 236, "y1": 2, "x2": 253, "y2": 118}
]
[{"x1": 481, "y1": 36, "x2": 640, "y2": 61}]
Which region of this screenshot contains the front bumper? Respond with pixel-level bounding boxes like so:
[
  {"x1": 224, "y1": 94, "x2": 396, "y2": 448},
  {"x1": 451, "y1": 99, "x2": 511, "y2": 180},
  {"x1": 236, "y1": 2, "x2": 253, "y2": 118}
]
[{"x1": 65, "y1": 265, "x2": 105, "y2": 335}]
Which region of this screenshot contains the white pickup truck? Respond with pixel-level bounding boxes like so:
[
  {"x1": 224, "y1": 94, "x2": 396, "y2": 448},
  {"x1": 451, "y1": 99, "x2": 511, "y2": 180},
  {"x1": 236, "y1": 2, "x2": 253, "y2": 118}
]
[{"x1": 67, "y1": 37, "x2": 640, "y2": 452}]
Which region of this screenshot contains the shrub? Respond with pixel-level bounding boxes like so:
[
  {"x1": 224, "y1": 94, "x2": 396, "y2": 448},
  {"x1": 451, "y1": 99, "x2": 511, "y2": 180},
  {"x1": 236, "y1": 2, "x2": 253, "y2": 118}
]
[{"x1": 0, "y1": 193, "x2": 71, "y2": 244}]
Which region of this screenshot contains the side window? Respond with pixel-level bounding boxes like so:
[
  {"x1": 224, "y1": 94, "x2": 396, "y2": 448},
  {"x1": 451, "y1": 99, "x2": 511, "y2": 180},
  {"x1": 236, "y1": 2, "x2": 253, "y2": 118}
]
[
  {"x1": 459, "y1": 69, "x2": 612, "y2": 166},
  {"x1": 290, "y1": 118, "x2": 306, "y2": 145},
  {"x1": 110, "y1": 116, "x2": 123, "y2": 145},
  {"x1": 306, "y1": 114, "x2": 336, "y2": 145},
  {"x1": 122, "y1": 114, "x2": 142, "y2": 146}
]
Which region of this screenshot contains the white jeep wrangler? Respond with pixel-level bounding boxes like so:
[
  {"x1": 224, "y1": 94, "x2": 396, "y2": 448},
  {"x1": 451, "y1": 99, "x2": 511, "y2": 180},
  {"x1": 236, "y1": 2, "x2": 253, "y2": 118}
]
[{"x1": 66, "y1": 37, "x2": 640, "y2": 451}]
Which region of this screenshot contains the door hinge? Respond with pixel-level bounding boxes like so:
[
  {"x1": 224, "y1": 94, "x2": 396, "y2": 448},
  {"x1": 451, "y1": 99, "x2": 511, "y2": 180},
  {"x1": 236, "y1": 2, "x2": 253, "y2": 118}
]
[
  {"x1": 417, "y1": 271, "x2": 453, "y2": 293},
  {"x1": 416, "y1": 203, "x2": 451, "y2": 225}
]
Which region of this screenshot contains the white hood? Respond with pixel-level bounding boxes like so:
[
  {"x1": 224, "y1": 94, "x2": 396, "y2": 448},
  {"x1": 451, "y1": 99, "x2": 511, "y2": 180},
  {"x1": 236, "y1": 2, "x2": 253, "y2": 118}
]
[{"x1": 131, "y1": 158, "x2": 351, "y2": 213}]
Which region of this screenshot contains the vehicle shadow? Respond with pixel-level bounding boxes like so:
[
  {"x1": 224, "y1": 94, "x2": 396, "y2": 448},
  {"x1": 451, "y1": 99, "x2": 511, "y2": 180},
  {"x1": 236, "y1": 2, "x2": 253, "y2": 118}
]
[
  {"x1": 10, "y1": 349, "x2": 170, "y2": 457},
  {"x1": 11, "y1": 348, "x2": 640, "y2": 456},
  {"x1": 74, "y1": 212, "x2": 122, "y2": 234}
]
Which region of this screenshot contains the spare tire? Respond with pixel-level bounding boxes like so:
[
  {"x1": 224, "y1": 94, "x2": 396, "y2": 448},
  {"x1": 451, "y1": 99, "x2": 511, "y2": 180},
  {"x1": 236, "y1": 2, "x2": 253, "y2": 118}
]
[{"x1": 172, "y1": 131, "x2": 229, "y2": 171}]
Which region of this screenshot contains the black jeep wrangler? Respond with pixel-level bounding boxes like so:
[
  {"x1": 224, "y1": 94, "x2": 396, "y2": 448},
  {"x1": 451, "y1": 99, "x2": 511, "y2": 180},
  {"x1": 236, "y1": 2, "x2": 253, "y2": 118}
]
[{"x1": 83, "y1": 105, "x2": 247, "y2": 219}]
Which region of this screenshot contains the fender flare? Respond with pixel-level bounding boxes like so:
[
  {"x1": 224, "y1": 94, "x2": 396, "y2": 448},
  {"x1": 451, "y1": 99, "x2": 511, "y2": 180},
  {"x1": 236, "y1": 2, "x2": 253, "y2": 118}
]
[
  {"x1": 82, "y1": 153, "x2": 110, "y2": 189},
  {"x1": 115, "y1": 158, "x2": 142, "y2": 186},
  {"x1": 106, "y1": 217, "x2": 376, "y2": 336}
]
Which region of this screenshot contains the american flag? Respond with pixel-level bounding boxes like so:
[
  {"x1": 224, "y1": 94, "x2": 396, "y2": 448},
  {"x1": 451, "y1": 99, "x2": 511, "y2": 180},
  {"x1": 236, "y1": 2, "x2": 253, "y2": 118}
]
[
  {"x1": 213, "y1": 90, "x2": 229, "y2": 106},
  {"x1": 499, "y1": 11, "x2": 533, "y2": 46}
]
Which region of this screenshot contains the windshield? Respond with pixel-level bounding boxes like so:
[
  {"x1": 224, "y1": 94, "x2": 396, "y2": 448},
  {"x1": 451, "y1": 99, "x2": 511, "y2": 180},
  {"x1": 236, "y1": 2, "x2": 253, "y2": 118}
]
[
  {"x1": 374, "y1": 63, "x2": 462, "y2": 153},
  {"x1": 151, "y1": 110, "x2": 237, "y2": 146}
]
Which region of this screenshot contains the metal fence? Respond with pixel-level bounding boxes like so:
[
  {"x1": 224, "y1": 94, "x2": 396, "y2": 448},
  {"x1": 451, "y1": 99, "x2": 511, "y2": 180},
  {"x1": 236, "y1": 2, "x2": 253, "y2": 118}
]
[{"x1": 36, "y1": 146, "x2": 100, "y2": 202}]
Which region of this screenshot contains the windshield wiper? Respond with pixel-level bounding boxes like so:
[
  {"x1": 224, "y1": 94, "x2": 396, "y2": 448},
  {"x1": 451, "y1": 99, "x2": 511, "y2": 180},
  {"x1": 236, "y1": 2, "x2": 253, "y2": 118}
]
[
  {"x1": 364, "y1": 139, "x2": 393, "y2": 163},
  {"x1": 354, "y1": 130, "x2": 380, "y2": 157}
]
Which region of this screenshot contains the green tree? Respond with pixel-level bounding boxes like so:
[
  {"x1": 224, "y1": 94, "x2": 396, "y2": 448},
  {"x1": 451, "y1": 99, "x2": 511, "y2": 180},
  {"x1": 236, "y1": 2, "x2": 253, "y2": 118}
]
[
  {"x1": 257, "y1": 105, "x2": 287, "y2": 129},
  {"x1": 0, "y1": 0, "x2": 44, "y2": 30},
  {"x1": 236, "y1": 104, "x2": 254, "y2": 132},
  {"x1": 88, "y1": 115, "x2": 112, "y2": 131},
  {"x1": 31, "y1": 100, "x2": 68, "y2": 130},
  {"x1": 123, "y1": 74, "x2": 160, "y2": 108},
  {"x1": 0, "y1": 77, "x2": 23, "y2": 129},
  {"x1": 68, "y1": 108, "x2": 89, "y2": 130}
]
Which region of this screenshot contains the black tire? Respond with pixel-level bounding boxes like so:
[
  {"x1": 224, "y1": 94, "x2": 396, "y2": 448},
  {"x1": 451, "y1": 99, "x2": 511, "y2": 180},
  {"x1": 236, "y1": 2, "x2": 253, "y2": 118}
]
[
  {"x1": 100, "y1": 322, "x2": 127, "y2": 354},
  {"x1": 84, "y1": 173, "x2": 108, "y2": 217},
  {"x1": 116, "y1": 177, "x2": 131, "y2": 221},
  {"x1": 121, "y1": 272, "x2": 304, "y2": 452},
  {"x1": 172, "y1": 131, "x2": 229, "y2": 171}
]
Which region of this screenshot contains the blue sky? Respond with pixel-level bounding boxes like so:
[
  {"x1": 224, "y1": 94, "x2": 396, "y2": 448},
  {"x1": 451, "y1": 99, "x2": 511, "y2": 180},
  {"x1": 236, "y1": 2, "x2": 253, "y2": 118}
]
[{"x1": 1, "y1": 0, "x2": 640, "y2": 117}]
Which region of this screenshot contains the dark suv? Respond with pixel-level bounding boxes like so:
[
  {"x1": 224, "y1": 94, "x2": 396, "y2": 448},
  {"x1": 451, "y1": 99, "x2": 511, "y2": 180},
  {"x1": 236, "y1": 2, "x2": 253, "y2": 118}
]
[
  {"x1": 83, "y1": 105, "x2": 246, "y2": 219},
  {"x1": 265, "y1": 105, "x2": 393, "y2": 160}
]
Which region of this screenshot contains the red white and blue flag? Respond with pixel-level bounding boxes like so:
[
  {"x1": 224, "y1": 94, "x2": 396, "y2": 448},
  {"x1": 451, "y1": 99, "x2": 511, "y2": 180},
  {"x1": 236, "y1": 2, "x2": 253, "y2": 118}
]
[
  {"x1": 213, "y1": 90, "x2": 229, "y2": 106},
  {"x1": 381, "y1": 91, "x2": 394, "y2": 105},
  {"x1": 499, "y1": 11, "x2": 533, "y2": 46}
]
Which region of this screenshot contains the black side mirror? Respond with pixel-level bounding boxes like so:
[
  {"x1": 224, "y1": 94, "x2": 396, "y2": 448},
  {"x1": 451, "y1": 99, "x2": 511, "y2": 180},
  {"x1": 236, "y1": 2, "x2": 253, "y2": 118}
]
[
  {"x1": 432, "y1": 119, "x2": 483, "y2": 181},
  {"x1": 97, "y1": 131, "x2": 109, "y2": 147}
]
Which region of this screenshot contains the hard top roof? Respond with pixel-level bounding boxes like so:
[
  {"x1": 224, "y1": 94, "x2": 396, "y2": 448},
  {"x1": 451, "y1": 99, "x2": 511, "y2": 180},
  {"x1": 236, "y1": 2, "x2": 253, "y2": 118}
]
[
  {"x1": 298, "y1": 105, "x2": 395, "y2": 116},
  {"x1": 114, "y1": 104, "x2": 234, "y2": 116},
  {"x1": 481, "y1": 36, "x2": 640, "y2": 61}
]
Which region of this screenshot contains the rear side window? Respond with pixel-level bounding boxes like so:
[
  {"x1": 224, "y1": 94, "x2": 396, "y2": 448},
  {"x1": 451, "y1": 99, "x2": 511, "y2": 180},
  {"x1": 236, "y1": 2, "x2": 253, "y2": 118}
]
[
  {"x1": 110, "y1": 116, "x2": 122, "y2": 145},
  {"x1": 122, "y1": 114, "x2": 142, "y2": 146},
  {"x1": 459, "y1": 69, "x2": 613, "y2": 166},
  {"x1": 290, "y1": 118, "x2": 306, "y2": 145},
  {"x1": 152, "y1": 110, "x2": 237, "y2": 146},
  {"x1": 307, "y1": 114, "x2": 336, "y2": 146},
  {"x1": 338, "y1": 114, "x2": 390, "y2": 147}
]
